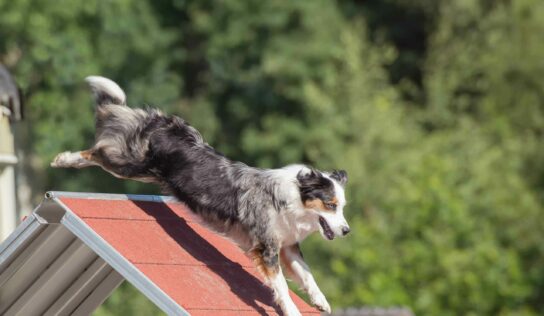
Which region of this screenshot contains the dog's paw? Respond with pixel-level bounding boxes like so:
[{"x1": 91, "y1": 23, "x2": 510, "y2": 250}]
[
  {"x1": 51, "y1": 152, "x2": 70, "y2": 168},
  {"x1": 310, "y1": 291, "x2": 331, "y2": 314},
  {"x1": 282, "y1": 300, "x2": 302, "y2": 316},
  {"x1": 51, "y1": 151, "x2": 81, "y2": 168}
]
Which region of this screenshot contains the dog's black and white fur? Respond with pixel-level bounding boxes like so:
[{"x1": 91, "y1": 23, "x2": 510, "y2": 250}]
[{"x1": 51, "y1": 76, "x2": 350, "y2": 316}]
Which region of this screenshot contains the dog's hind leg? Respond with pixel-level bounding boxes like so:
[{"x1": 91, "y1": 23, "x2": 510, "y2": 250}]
[{"x1": 51, "y1": 150, "x2": 98, "y2": 169}]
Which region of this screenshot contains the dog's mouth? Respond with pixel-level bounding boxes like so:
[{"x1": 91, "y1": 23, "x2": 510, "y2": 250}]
[{"x1": 319, "y1": 216, "x2": 335, "y2": 240}]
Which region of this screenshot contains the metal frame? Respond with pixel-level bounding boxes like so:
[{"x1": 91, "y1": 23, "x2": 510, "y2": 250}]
[
  {"x1": 0, "y1": 214, "x2": 43, "y2": 267},
  {"x1": 0, "y1": 191, "x2": 190, "y2": 316},
  {"x1": 44, "y1": 256, "x2": 117, "y2": 315},
  {"x1": 45, "y1": 190, "x2": 181, "y2": 204}
]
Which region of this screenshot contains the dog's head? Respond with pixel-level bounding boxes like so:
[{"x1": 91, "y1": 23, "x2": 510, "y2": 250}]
[{"x1": 297, "y1": 168, "x2": 350, "y2": 240}]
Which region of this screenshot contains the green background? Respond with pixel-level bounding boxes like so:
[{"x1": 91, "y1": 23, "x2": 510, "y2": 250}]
[{"x1": 2, "y1": 0, "x2": 544, "y2": 315}]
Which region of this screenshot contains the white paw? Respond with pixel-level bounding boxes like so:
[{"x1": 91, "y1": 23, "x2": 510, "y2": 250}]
[
  {"x1": 282, "y1": 300, "x2": 302, "y2": 316},
  {"x1": 310, "y1": 291, "x2": 331, "y2": 314},
  {"x1": 51, "y1": 152, "x2": 72, "y2": 167}
]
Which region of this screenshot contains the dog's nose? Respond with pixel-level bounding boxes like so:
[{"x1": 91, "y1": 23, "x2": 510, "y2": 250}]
[{"x1": 341, "y1": 226, "x2": 351, "y2": 236}]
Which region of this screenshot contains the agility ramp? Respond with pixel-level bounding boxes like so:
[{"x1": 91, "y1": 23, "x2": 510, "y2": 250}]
[{"x1": 0, "y1": 191, "x2": 319, "y2": 315}]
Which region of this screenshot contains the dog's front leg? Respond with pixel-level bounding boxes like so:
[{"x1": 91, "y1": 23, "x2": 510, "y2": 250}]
[
  {"x1": 250, "y1": 244, "x2": 301, "y2": 316},
  {"x1": 280, "y1": 243, "x2": 331, "y2": 313}
]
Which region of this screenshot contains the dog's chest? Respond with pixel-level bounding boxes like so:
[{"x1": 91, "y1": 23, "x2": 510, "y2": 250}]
[{"x1": 275, "y1": 210, "x2": 317, "y2": 246}]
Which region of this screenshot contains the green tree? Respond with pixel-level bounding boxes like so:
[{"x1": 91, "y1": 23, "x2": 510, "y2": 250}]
[{"x1": 1, "y1": 0, "x2": 544, "y2": 315}]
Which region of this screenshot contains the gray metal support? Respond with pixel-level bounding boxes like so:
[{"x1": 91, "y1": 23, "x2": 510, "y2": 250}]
[
  {"x1": 0, "y1": 225, "x2": 74, "y2": 314},
  {"x1": 71, "y1": 269, "x2": 124, "y2": 315},
  {"x1": 0, "y1": 214, "x2": 44, "y2": 271},
  {"x1": 43, "y1": 256, "x2": 112, "y2": 315},
  {"x1": 3, "y1": 239, "x2": 95, "y2": 315}
]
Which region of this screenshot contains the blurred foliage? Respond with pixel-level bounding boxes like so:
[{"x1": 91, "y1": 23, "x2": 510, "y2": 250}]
[
  {"x1": 94, "y1": 283, "x2": 164, "y2": 316},
  {"x1": 1, "y1": 0, "x2": 544, "y2": 315}
]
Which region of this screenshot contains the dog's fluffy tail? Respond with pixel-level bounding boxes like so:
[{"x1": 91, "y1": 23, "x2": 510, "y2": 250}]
[{"x1": 85, "y1": 76, "x2": 126, "y2": 106}]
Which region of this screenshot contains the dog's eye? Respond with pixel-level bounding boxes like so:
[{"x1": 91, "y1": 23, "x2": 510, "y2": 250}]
[{"x1": 325, "y1": 203, "x2": 337, "y2": 210}]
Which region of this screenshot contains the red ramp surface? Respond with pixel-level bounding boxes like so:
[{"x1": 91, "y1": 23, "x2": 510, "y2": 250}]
[{"x1": 0, "y1": 192, "x2": 319, "y2": 315}]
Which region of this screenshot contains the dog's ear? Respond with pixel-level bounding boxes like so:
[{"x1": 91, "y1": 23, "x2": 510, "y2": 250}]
[
  {"x1": 296, "y1": 168, "x2": 321, "y2": 187},
  {"x1": 85, "y1": 76, "x2": 127, "y2": 106},
  {"x1": 297, "y1": 168, "x2": 319, "y2": 196},
  {"x1": 297, "y1": 168, "x2": 331, "y2": 203},
  {"x1": 330, "y1": 170, "x2": 348, "y2": 186}
]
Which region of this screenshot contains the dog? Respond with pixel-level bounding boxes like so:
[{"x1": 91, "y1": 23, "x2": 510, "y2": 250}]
[{"x1": 51, "y1": 76, "x2": 350, "y2": 316}]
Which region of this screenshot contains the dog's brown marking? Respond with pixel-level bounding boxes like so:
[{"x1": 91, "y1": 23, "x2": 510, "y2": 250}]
[
  {"x1": 304, "y1": 199, "x2": 325, "y2": 210},
  {"x1": 80, "y1": 150, "x2": 95, "y2": 161},
  {"x1": 304, "y1": 197, "x2": 338, "y2": 211},
  {"x1": 249, "y1": 247, "x2": 279, "y2": 278}
]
